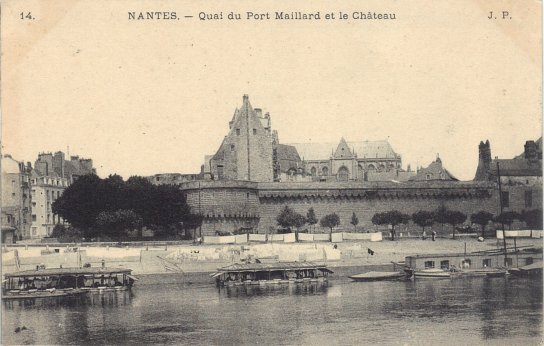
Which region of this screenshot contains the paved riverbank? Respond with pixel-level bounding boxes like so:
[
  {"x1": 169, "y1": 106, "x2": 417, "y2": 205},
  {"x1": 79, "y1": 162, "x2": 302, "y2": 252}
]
[{"x1": 3, "y1": 237, "x2": 540, "y2": 277}]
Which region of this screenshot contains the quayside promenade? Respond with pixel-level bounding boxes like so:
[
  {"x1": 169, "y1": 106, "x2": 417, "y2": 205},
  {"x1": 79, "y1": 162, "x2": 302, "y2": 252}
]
[{"x1": 3, "y1": 238, "x2": 541, "y2": 277}]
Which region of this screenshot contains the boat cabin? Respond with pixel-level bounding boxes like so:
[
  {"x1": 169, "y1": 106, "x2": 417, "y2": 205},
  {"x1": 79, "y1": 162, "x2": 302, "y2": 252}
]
[
  {"x1": 405, "y1": 247, "x2": 542, "y2": 271},
  {"x1": 3, "y1": 267, "x2": 137, "y2": 299},
  {"x1": 211, "y1": 262, "x2": 333, "y2": 286}
]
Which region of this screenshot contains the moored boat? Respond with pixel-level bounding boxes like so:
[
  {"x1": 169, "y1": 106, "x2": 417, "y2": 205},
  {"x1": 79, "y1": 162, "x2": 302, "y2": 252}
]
[
  {"x1": 2, "y1": 267, "x2": 138, "y2": 300},
  {"x1": 413, "y1": 268, "x2": 452, "y2": 278},
  {"x1": 508, "y1": 261, "x2": 543, "y2": 278},
  {"x1": 211, "y1": 261, "x2": 333, "y2": 287},
  {"x1": 349, "y1": 271, "x2": 406, "y2": 282}
]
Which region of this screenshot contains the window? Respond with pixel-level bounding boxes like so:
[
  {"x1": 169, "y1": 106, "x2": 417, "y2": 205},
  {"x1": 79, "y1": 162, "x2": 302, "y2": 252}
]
[
  {"x1": 32, "y1": 215, "x2": 36, "y2": 222},
  {"x1": 424, "y1": 261, "x2": 435, "y2": 269},
  {"x1": 462, "y1": 259, "x2": 471, "y2": 268},
  {"x1": 32, "y1": 227, "x2": 37, "y2": 235},
  {"x1": 32, "y1": 202, "x2": 36, "y2": 207},
  {"x1": 217, "y1": 165, "x2": 224, "y2": 180},
  {"x1": 440, "y1": 260, "x2": 450, "y2": 269},
  {"x1": 501, "y1": 191, "x2": 509, "y2": 208},
  {"x1": 231, "y1": 144, "x2": 235, "y2": 151},
  {"x1": 310, "y1": 167, "x2": 317, "y2": 177},
  {"x1": 526, "y1": 257, "x2": 534, "y2": 265},
  {"x1": 236, "y1": 129, "x2": 240, "y2": 136},
  {"x1": 322, "y1": 167, "x2": 329, "y2": 176},
  {"x1": 426, "y1": 174, "x2": 432, "y2": 180},
  {"x1": 483, "y1": 259, "x2": 492, "y2": 267},
  {"x1": 253, "y1": 129, "x2": 257, "y2": 135},
  {"x1": 338, "y1": 166, "x2": 349, "y2": 181},
  {"x1": 525, "y1": 191, "x2": 533, "y2": 208}
]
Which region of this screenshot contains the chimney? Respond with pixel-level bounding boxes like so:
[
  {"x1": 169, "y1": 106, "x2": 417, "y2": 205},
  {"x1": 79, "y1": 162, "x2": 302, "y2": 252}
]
[{"x1": 524, "y1": 140, "x2": 538, "y2": 161}]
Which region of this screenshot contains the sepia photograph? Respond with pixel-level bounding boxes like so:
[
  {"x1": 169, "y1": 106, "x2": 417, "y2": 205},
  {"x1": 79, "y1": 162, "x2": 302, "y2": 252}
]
[{"x1": 1, "y1": 0, "x2": 542, "y2": 345}]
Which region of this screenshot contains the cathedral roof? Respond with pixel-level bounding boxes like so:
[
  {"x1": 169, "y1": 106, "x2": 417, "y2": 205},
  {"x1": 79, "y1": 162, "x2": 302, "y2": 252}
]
[{"x1": 287, "y1": 140, "x2": 399, "y2": 161}]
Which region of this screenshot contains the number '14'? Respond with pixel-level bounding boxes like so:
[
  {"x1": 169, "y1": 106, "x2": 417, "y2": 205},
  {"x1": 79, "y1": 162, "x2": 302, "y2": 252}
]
[{"x1": 20, "y1": 12, "x2": 34, "y2": 20}]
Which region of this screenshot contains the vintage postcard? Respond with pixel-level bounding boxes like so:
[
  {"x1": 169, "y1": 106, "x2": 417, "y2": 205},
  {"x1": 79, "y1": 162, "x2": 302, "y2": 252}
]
[{"x1": 1, "y1": 0, "x2": 542, "y2": 345}]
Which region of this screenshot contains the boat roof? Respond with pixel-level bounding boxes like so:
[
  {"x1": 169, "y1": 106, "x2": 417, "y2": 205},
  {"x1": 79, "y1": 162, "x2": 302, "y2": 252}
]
[
  {"x1": 406, "y1": 247, "x2": 543, "y2": 260},
  {"x1": 4, "y1": 267, "x2": 132, "y2": 278},
  {"x1": 520, "y1": 262, "x2": 543, "y2": 271},
  {"x1": 216, "y1": 261, "x2": 332, "y2": 273}
]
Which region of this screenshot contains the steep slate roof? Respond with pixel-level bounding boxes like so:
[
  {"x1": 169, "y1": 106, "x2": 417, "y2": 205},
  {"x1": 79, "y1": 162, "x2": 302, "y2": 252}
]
[
  {"x1": 409, "y1": 158, "x2": 458, "y2": 181},
  {"x1": 288, "y1": 140, "x2": 399, "y2": 161},
  {"x1": 276, "y1": 144, "x2": 302, "y2": 173},
  {"x1": 276, "y1": 144, "x2": 301, "y2": 162},
  {"x1": 489, "y1": 159, "x2": 542, "y2": 177}
]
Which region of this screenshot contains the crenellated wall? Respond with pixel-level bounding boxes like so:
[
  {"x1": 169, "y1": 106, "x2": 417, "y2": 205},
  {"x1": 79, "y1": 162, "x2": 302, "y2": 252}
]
[
  {"x1": 181, "y1": 180, "x2": 500, "y2": 236},
  {"x1": 181, "y1": 180, "x2": 260, "y2": 235},
  {"x1": 256, "y1": 181, "x2": 498, "y2": 233}
]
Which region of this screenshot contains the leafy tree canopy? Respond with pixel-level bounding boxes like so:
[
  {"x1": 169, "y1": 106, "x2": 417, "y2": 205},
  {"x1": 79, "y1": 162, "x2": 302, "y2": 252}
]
[
  {"x1": 412, "y1": 211, "x2": 435, "y2": 230},
  {"x1": 320, "y1": 213, "x2": 340, "y2": 230},
  {"x1": 306, "y1": 208, "x2": 318, "y2": 226},
  {"x1": 350, "y1": 212, "x2": 359, "y2": 227},
  {"x1": 52, "y1": 174, "x2": 199, "y2": 240}
]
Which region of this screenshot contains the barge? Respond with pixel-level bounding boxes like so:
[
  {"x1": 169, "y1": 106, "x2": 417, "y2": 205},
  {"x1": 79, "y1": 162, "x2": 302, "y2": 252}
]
[
  {"x1": 211, "y1": 261, "x2": 333, "y2": 287},
  {"x1": 2, "y1": 267, "x2": 137, "y2": 300}
]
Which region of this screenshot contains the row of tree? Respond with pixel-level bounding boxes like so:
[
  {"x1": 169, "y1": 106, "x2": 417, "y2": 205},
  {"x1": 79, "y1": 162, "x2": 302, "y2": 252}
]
[
  {"x1": 276, "y1": 205, "x2": 542, "y2": 241},
  {"x1": 52, "y1": 174, "x2": 202, "y2": 241}
]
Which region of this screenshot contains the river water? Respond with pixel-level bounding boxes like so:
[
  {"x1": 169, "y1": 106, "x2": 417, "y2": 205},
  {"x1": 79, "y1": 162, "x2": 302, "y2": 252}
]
[{"x1": 3, "y1": 275, "x2": 542, "y2": 345}]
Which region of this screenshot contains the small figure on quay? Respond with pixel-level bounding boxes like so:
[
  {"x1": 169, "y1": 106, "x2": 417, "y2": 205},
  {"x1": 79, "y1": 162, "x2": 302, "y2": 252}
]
[
  {"x1": 422, "y1": 230, "x2": 427, "y2": 240},
  {"x1": 431, "y1": 231, "x2": 436, "y2": 241}
]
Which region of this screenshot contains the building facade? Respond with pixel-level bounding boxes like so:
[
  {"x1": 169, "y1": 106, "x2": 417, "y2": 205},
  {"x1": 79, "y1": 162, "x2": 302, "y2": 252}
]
[
  {"x1": 30, "y1": 151, "x2": 95, "y2": 238},
  {"x1": 1, "y1": 155, "x2": 32, "y2": 240},
  {"x1": 30, "y1": 174, "x2": 69, "y2": 238},
  {"x1": 474, "y1": 138, "x2": 542, "y2": 215}
]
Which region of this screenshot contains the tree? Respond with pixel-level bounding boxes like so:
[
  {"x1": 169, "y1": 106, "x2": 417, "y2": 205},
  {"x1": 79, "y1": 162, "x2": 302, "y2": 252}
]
[
  {"x1": 95, "y1": 209, "x2": 143, "y2": 240},
  {"x1": 412, "y1": 211, "x2": 435, "y2": 236},
  {"x1": 350, "y1": 212, "x2": 359, "y2": 231},
  {"x1": 276, "y1": 206, "x2": 306, "y2": 241},
  {"x1": 446, "y1": 211, "x2": 467, "y2": 239},
  {"x1": 521, "y1": 209, "x2": 543, "y2": 231},
  {"x1": 320, "y1": 213, "x2": 340, "y2": 241},
  {"x1": 53, "y1": 174, "x2": 195, "y2": 240},
  {"x1": 495, "y1": 211, "x2": 521, "y2": 230},
  {"x1": 470, "y1": 211, "x2": 494, "y2": 238},
  {"x1": 51, "y1": 224, "x2": 83, "y2": 243},
  {"x1": 372, "y1": 211, "x2": 410, "y2": 241},
  {"x1": 306, "y1": 208, "x2": 318, "y2": 232},
  {"x1": 433, "y1": 206, "x2": 449, "y2": 231},
  {"x1": 52, "y1": 174, "x2": 104, "y2": 236}
]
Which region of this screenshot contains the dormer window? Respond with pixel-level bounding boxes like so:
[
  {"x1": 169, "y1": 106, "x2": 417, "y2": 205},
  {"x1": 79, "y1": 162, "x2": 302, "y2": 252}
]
[
  {"x1": 253, "y1": 129, "x2": 257, "y2": 135},
  {"x1": 236, "y1": 129, "x2": 240, "y2": 136}
]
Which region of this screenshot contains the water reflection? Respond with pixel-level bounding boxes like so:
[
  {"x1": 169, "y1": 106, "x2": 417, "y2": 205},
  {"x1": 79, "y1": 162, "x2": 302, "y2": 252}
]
[
  {"x1": 2, "y1": 276, "x2": 541, "y2": 345},
  {"x1": 220, "y1": 282, "x2": 329, "y2": 298}
]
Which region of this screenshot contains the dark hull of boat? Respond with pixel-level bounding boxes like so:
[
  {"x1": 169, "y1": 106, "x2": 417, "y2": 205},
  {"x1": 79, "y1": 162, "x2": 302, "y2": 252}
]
[
  {"x1": 349, "y1": 275, "x2": 406, "y2": 282},
  {"x1": 2, "y1": 289, "x2": 88, "y2": 300}
]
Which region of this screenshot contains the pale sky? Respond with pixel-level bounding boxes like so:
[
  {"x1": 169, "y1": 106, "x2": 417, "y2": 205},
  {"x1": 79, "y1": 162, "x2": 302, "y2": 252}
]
[{"x1": 2, "y1": 0, "x2": 541, "y2": 181}]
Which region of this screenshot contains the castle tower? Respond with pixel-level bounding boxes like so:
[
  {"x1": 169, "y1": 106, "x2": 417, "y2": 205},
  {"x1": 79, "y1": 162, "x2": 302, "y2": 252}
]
[
  {"x1": 210, "y1": 95, "x2": 274, "y2": 182},
  {"x1": 474, "y1": 140, "x2": 492, "y2": 180}
]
